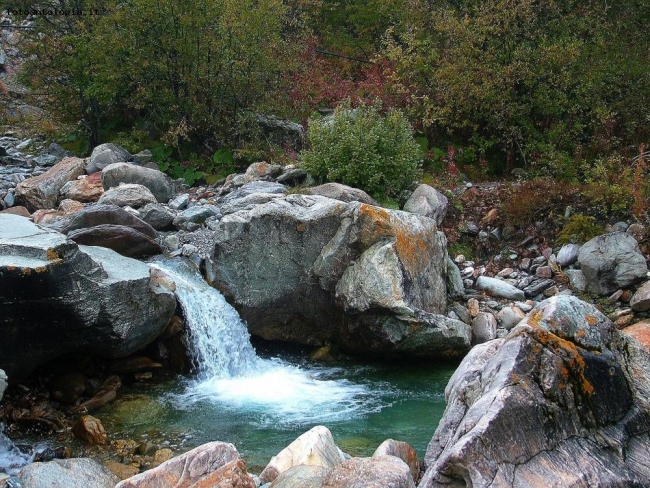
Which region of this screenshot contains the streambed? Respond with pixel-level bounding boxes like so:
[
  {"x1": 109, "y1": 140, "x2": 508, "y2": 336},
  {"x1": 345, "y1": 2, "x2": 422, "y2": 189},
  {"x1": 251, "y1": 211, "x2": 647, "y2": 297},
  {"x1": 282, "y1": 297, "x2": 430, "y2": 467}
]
[{"x1": 98, "y1": 350, "x2": 456, "y2": 472}]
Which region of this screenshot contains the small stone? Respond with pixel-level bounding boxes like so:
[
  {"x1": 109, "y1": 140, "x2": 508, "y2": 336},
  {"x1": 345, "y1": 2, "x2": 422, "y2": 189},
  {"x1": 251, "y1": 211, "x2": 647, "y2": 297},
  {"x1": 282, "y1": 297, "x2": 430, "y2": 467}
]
[
  {"x1": 536, "y1": 266, "x2": 553, "y2": 278},
  {"x1": 168, "y1": 193, "x2": 190, "y2": 211},
  {"x1": 543, "y1": 286, "x2": 559, "y2": 297},
  {"x1": 471, "y1": 312, "x2": 497, "y2": 345},
  {"x1": 454, "y1": 255, "x2": 466, "y2": 264},
  {"x1": 73, "y1": 415, "x2": 107, "y2": 445},
  {"x1": 615, "y1": 314, "x2": 635, "y2": 329},
  {"x1": 153, "y1": 448, "x2": 173, "y2": 465},
  {"x1": 630, "y1": 281, "x2": 650, "y2": 312},
  {"x1": 104, "y1": 461, "x2": 139, "y2": 481},
  {"x1": 497, "y1": 306, "x2": 526, "y2": 330},
  {"x1": 608, "y1": 290, "x2": 624, "y2": 303},
  {"x1": 496, "y1": 268, "x2": 514, "y2": 278},
  {"x1": 556, "y1": 243, "x2": 581, "y2": 267},
  {"x1": 564, "y1": 269, "x2": 587, "y2": 292},
  {"x1": 467, "y1": 298, "x2": 480, "y2": 317},
  {"x1": 609, "y1": 308, "x2": 633, "y2": 321},
  {"x1": 476, "y1": 276, "x2": 525, "y2": 301}
]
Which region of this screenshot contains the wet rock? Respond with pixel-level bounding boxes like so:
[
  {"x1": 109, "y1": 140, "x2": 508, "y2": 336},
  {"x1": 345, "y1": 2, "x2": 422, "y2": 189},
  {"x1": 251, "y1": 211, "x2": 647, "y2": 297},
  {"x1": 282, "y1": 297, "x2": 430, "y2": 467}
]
[
  {"x1": 50, "y1": 372, "x2": 86, "y2": 404},
  {"x1": 98, "y1": 183, "x2": 157, "y2": 208},
  {"x1": 86, "y1": 143, "x2": 131, "y2": 174},
  {"x1": 110, "y1": 357, "x2": 163, "y2": 374},
  {"x1": 0, "y1": 215, "x2": 175, "y2": 378},
  {"x1": 306, "y1": 182, "x2": 378, "y2": 205},
  {"x1": 471, "y1": 312, "x2": 497, "y2": 345},
  {"x1": 269, "y1": 465, "x2": 328, "y2": 488},
  {"x1": 73, "y1": 415, "x2": 107, "y2": 445},
  {"x1": 19, "y1": 458, "x2": 119, "y2": 488},
  {"x1": 152, "y1": 448, "x2": 174, "y2": 465},
  {"x1": 102, "y1": 162, "x2": 174, "y2": 203},
  {"x1": 59, "y1": 173, "x2": 104, "y2": 203},
  {"x1": 476, "y1": 276, "x2": 525, "y2": 301},
  {"x1": 578, "y1": 232, "x2": 648, "y2": 295},
  {"x1": 260, "y1": 426, "x2": 346, "y2": 484},
  {"x1": 419, "y1": 295, "x2": 649, "y2": 487},
  {"x1": 403, "y1": 184, "x2": 448, "y2": 225},
  {"x1": 115, "y1": 441, "x2": 253, "y2": 488},
  {"x1": 630, "y1": 281, "x2": 650, "y2": 312},
  {"x1": 75, "y1": 375, "x2": 121, "y2": 413},
  {"x1": 15, "y1": 157, "x2": 86, "y2": 211},
  {"x1": 556, "y1": 243, "x2": 581, "y2": 267},
  {"x1": 373, "y1": 439, "x2": 419, "y2": 483},
  {"x1": 322, "y1": 456, "x2": 416, "y2": 488}
]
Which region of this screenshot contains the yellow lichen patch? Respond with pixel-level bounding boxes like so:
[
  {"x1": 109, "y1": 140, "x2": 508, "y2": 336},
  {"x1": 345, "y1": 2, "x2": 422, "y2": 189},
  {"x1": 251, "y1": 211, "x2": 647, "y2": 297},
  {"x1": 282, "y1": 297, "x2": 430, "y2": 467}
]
[
  {"x1": 46, "y1": 248, "x2": 59, "y2": 261},
  {"x1": 585, "y1": 314, "x2": 598, "y2": 326},
  {"x1": 296, "y1": 223, "x2": 307, "y2": 232},
  {"x1": 357, "y1": 204, "x2": 393, "y2": 242},
  {"x1": 394, "y1": 230, "x2": 431, "y2": 273}
]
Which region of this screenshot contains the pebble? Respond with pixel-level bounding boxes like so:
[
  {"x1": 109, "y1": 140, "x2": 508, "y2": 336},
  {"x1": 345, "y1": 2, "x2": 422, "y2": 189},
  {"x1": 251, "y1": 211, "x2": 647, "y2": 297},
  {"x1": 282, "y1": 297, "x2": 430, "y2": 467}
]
[{"x1": 467, "y1": 298, "x2": 480, "y2": 317}]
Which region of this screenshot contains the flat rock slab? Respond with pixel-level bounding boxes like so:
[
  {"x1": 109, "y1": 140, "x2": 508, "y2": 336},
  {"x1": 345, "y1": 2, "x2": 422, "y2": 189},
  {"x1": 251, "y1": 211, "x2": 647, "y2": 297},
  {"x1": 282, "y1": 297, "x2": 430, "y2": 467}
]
[{"x1": 0, "y1": 215, "x2": 175, "y2": 377}]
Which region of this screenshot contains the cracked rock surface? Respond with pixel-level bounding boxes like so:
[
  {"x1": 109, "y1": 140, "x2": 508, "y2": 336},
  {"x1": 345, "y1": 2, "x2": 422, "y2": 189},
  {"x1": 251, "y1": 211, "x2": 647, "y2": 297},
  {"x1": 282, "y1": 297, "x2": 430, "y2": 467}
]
[{"x1": 419, "y1": 294, "x2": 650, "y2": 487}]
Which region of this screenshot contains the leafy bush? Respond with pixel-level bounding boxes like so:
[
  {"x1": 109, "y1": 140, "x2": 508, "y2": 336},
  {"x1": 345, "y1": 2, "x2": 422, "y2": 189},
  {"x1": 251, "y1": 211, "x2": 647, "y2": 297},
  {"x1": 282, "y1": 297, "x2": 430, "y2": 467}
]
[
  {"x1": 301, "y1": 104, "x2": 422, "y2": 199},
  {"x1": 556, "y1": 215, "x2": 603, "y2": 245},
  {"x1": 582, "y1": 155, "x2": 635, "y2": 215},
  {"x1": 502, "y1": 179, "x2": 579, "y2": 226}
]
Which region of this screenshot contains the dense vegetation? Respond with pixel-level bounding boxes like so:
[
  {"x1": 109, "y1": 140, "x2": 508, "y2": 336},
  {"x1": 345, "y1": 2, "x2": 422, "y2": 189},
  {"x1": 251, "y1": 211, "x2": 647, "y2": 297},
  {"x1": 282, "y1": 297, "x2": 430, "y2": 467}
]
[{"x1": 6, "y1": 0, "x2": 650, "y2": 191}]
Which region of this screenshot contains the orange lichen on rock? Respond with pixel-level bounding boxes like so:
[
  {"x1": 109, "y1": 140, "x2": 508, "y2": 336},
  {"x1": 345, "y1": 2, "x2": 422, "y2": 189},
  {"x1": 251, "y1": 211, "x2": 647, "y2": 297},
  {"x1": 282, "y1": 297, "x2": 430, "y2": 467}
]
[
  {"x1": 585, "y1": 314, "x2": 598, "y2": 326},
  {"x1": 357, "y1": 204, "x2": 435, "y2": 272},
  {"x1": 530, "y1": 323, "x2": 595, "y2": 397},
  {"x1": 46, "y1": 248, "x2": 59, "y2": 261}
]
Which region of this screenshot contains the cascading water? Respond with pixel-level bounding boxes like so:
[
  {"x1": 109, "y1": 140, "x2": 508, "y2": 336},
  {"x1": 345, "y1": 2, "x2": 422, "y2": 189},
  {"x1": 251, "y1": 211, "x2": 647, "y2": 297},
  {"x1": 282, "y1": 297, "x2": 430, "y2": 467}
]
[
  {"x1": 0, "y1": 425, "x2": 31, "y2": 476},
  {"x1": 149, "y1": 258, "x2": 378, "y2": 425}
]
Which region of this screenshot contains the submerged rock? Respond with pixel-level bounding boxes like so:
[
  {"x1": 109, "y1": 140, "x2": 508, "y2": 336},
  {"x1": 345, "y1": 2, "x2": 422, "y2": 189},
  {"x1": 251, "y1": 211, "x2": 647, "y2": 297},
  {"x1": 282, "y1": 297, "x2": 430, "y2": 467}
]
[
  {"x1": 419, "y1": 295, "x2": 650, "y2": 487},
  {"x1": 0, "y1": 215, "x2": 175, "y2": 378}
]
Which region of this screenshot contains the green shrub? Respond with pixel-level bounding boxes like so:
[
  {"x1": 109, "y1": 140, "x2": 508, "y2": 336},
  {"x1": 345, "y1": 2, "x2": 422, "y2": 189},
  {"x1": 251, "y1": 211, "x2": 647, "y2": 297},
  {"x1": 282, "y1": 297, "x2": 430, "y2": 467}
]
[
  {"x1": 556, "y1": 214, "x2": 603, "y2": 245},
  {"x1": 301, "y1": 104, "x2": 422, "y2": 199}
]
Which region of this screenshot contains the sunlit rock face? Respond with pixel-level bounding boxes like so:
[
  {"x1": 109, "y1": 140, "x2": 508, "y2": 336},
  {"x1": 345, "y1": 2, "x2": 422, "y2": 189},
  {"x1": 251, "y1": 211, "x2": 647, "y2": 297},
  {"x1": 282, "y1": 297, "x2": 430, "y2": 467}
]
[{"x1": 419, "y1": 295, "x2": 650, "y2": 487}]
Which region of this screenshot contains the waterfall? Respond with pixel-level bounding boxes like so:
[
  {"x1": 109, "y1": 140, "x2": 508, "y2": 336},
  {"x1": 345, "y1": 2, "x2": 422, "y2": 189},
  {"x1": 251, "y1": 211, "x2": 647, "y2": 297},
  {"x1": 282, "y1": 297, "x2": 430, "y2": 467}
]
[
  {"x1": 0, "y1": 425, "x2": 31, "y2": 476},
  {"x1": 149, "y1": 257, "x2": 378, "y2": 425},
  {"x1": 150, "y1": 258, "x2": 260, "y2": 381}
]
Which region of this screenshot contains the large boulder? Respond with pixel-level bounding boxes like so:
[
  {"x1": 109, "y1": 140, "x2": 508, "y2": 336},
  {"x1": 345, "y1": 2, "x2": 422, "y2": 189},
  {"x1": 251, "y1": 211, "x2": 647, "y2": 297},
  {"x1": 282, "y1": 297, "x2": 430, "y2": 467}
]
[
  {"x1": 0, "y1": 214, "x2": 176, "y2": 378},
  {"x1": 260, "y1": 426, "x2": 346, "y2": 484},
  {"x1": 86, "y1": 143, "x2": 131, "y2": 174},
  {"x1": 115, "y1": 442, "x2": 254, "y2": 488},
  {"x1": 15, "y1": 157, "x2": 86, "y2": 211},
  {"x1": 403, "y1": 184, "x2": 448, "y2": 226},
  {"x1": 578, "y1": 232, "x2": 648, "y2": 295},
  {"x1": 19, "y1": 458, "x2": 119, "y2": 488},
  {"x1": 419, "y1": 295, "x2": 650, "y2": 487},
  {"x1": 209, "y1": 195, "x2": 469, "y2": 356},
  {"x1": 102, "y1": 162, "x2": 174, "y2": 203},
  {"x1": 54, "y1": 204, "x2": 158, "y2": 238}
]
